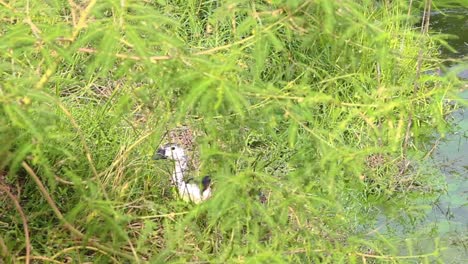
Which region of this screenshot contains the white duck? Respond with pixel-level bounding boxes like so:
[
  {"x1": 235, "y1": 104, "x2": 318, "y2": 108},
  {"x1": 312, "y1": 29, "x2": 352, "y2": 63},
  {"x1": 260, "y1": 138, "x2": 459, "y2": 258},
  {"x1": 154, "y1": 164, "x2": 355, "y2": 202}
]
[{"x1": 153, "y1": 143, "x2": 212, "y2": 204}]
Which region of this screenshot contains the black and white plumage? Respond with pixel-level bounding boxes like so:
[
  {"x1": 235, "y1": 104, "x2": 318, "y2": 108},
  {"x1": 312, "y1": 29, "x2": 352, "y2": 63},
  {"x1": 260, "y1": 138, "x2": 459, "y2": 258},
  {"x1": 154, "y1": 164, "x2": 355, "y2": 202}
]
[{"x1": 153, "y1": 143, "x2": 212, "y2": 204}]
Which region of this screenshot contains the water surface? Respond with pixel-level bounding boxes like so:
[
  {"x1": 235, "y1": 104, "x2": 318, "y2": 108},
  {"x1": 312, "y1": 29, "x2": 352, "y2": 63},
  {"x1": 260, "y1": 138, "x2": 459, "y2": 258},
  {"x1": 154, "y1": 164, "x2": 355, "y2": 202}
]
[{"x1": 371, "y1": 7, "x2": 467, "y2": 263}]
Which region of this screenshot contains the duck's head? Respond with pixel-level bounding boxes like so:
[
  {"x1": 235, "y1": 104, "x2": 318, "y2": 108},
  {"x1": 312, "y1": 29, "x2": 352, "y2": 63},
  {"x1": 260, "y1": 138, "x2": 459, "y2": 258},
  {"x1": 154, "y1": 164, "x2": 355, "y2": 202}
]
[{"x1": 153, "y1": 143, "x2": 187, "y2": 162}]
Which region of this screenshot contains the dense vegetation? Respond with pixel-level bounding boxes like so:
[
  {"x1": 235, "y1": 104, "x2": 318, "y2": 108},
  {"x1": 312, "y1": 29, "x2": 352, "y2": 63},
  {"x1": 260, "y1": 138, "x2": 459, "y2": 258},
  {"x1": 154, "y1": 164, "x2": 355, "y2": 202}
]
[{"x1": 0, "y1": 0, "x2": 462, "y2": 263}]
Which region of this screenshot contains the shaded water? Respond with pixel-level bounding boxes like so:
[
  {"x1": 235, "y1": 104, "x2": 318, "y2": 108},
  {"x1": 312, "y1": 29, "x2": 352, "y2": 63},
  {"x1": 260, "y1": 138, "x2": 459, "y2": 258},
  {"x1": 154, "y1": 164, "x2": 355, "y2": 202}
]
[
  {"x1": 430, "y1": 9, "x2": 468, "y2": 59},
  {"x1": 371, "y1": 7, "x2": 467, "y2": 263}
]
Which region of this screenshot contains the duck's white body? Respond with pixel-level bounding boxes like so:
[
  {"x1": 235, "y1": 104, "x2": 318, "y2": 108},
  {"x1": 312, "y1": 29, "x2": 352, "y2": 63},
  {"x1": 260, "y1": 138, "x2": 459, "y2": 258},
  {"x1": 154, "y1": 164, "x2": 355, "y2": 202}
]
[
  {"x1": 179, "y1": 181, "x2": 211, "y2": 204},
  {"x1": 154, "y1": 144, "x2": 211, "y2": 204}
]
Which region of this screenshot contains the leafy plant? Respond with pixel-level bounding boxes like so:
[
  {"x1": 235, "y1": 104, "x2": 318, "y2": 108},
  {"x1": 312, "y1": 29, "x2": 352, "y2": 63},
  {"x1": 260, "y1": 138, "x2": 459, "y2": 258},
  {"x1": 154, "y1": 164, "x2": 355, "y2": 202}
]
[{"x1": 0, "y1": 0, "x2": 462, "y2": 263}]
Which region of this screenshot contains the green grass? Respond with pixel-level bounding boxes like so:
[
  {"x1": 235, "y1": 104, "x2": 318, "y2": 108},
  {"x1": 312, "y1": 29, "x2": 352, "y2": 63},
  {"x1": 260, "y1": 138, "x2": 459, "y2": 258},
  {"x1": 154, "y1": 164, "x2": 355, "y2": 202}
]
[{"x1": 0, "y1": 0, "x2": 463, "y2": 263}]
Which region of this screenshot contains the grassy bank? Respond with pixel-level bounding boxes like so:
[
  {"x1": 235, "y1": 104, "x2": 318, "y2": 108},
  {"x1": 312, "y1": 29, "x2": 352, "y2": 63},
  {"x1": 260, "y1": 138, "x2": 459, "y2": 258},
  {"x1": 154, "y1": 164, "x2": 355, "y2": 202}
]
[{"x1": 0, "y1": 0, "x2": 460, "y2": 263}]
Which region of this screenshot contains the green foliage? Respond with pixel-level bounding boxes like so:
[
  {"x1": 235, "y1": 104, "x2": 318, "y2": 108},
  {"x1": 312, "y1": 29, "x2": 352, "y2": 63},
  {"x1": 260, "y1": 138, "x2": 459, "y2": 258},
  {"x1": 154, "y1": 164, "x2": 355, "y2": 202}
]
[{"x1": 0, "y1": 0, "x2": 462, "y2": 263}]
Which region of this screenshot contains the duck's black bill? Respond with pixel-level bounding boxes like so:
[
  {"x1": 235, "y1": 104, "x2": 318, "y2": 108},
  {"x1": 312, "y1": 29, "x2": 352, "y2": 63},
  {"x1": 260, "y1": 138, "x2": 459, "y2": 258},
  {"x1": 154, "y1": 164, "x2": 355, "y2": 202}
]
[{"x1": 152, "y1": 148, "x2": 166, "y2": 160}]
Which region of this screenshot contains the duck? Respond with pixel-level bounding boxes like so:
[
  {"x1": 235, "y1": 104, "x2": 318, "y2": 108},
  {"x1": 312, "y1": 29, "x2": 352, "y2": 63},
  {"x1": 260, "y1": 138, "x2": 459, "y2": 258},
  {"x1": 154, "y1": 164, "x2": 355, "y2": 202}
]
[{"x1": 153, "y1": 143, "x2": 212, "y2": 204}]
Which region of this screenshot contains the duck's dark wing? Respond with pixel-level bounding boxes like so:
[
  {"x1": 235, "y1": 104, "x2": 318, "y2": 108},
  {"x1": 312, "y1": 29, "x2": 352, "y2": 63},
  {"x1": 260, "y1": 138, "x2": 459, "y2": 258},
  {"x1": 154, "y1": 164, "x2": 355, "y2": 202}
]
[{"x1": 201, "y1": 175, "x2": 211, "y2": 191}]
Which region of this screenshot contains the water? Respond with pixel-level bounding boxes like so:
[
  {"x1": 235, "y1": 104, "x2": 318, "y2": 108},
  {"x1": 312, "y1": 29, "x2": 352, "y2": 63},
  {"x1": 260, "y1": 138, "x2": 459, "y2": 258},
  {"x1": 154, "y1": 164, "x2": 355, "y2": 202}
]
[
  {"x1": 371, "y1": 7, "x2": 467, "y2": 263},
  {"x1": 428, "y1": 88, "x2": 467, "y2": 263},
  {"x1": 430, "y1": 8, "x2": 468, "y2": 60},
  {"x1": 428, "y1": 8, "x2": 467, "y2": 262}
]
